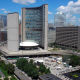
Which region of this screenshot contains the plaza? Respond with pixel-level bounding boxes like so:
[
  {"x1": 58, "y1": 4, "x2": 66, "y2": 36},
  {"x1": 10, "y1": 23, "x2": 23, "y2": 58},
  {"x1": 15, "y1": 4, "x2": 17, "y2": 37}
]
[{"x1": 29, "y1": 56, "x2": 80, "y2": 80}]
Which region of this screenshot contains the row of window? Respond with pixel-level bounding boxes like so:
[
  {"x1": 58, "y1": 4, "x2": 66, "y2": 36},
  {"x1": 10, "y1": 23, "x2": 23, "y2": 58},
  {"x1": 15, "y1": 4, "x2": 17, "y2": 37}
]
[
  {"x1": 26, "y1": 37, "x2": 41, "y2": 41},
  {"x1": 25, "y1": 10, "x2": 41, "y2": 14},
  {"x1": 25, "y1": 25, "x2": 42, "y2": 28}
]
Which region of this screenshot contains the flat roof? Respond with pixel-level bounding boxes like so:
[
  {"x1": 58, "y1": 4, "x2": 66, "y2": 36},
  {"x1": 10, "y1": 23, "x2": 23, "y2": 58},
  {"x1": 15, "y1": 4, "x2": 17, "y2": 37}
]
[
  {"x1": 22, "y1": 4, "x2": 48, "y2": 9},
  {"x1": 8, "y1": 12, "x2": 19, "y2": 15},
  {"x1": 39, "y1": 74, "x2": 62, "y2": 80}
]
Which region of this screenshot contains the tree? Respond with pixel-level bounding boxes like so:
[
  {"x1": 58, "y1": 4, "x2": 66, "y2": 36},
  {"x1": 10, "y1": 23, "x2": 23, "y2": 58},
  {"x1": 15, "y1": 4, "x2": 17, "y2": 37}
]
[
  {"x1": 6, "y1": 64, "x2": 15, "y2": 75},
  {"x1": 45, "y1": 68, "x2": 50, "y2": 74},
  {"x1": 4, "y1": 77, "x2": 9, "y2": 80},
  {"x1": 39, "y1": 64, "x2": 46, "y2": 73},
  {"x1": 16, "y1": 58, "x2": 28, "y2": 70},
  {"x1": 69, "y1": 55, "x2": 80, "y2": 67},
  {"x1": 30, "y1": 59, "x2": 34, "y2": 64},
  {"x1": 16, "y1": 58, "x2": 50, "y2": 79},
  {"x1": 39, "y1": 63, "x2": 50, "y2": 74},
  {"x1": 26, "y1": 61, "x2": 39, "y2": 79},
  {"x1": 31, "y1": 68, "x2": 39, "y2": 79}
]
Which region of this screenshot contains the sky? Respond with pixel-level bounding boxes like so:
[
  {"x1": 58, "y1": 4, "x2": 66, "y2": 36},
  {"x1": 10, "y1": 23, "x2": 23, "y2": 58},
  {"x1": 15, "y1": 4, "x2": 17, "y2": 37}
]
[{"x1": 0, "y1": 0, "x2": 80, "y2": 25}]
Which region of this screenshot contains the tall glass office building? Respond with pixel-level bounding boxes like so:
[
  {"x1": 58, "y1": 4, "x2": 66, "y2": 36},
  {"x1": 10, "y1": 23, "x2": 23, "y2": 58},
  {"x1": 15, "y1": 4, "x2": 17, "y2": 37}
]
[
  {"x1": 54, "y1": 12, "x2": 66, "y2": 27},
  {"x1": 0, "y1": 15, "x2": 7, "y2": 42},
  {"x1": 21, "y1": 4, "x2": 48, "y2": 50}
]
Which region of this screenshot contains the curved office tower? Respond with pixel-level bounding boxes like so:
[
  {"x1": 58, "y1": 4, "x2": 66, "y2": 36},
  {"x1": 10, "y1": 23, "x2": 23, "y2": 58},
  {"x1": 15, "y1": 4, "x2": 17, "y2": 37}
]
[{"x1": 21, "y1": 4, "x2": 48, "y2": 50}]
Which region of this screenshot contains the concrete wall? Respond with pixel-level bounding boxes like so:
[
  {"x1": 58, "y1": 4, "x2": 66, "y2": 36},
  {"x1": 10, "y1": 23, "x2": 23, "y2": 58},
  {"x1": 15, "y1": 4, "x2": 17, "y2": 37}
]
[
  {"x1": 21, "y1": 8, "x2": 26, "y2": 42},
  {"x1": 7, "y1": 13, "x2": 19, "y2": 51},
  {"x1": 48, "y1": 30, "x2": 56, "y2": 44},
  {"x1": 42, "y1": 4, "x2": 48, "y2": 50}
]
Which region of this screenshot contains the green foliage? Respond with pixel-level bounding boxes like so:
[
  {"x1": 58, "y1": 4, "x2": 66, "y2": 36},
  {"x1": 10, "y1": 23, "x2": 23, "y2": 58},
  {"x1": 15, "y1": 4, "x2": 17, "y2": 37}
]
[
  {"x1": 29, "y1": 59, "x2": 34, "y2": 64},
  {"x1": 4, "y1": 77, "x2": 9, "y2": 80},
  {"x1": 39, "y1": 64, "x2": 50, "y2": 74},
  {"x1": 0, "y1": 60, "x2": 16, "y2": 80},
  {"x1": 10, "y1": 76, "x2": 17, "y2": 80},
  {"x1": 62, "y1": 55, "x2": 71, "y2": 63},
  {"x1": 16, "y1": 58, "x2": 39, "y2": 79},
  {"x1": 27, "y1": 65, "x2": 39, "y2": 79},
  {"x1": 45, "y1": 68, "x2": 50, "y2": 74},
  {"x1": 62, "y1": 55, "x2": 80, "y2": 67},
  {"x1": 0, "y1": 60, "x2": 14, "y2": 75},
  {"x1": 72, "y1": 74, "x2": 79, "y2": 78},
  {"x1": 16, "y1": 58, "x2": 28, "y2": 70},
  {"x1": 0, "y1": 60, "x2": 8, "y2": 76},
  {"x1": 6, "y1": 64, "x2": 15, "y2": 75},
  {"x1": 48, "y1": 42, "x2": 59, "y2": 47},
  {"x1": 39, "y1": 64, "x2": 46, "y2": 73},
  {"x1": 69, "y1": 55, "x2": 80, "y2": 67},
  {"x1": 16, "y1": 58, "x2": 50, "y2": 79},
  {"x1": 0, "y1": 52, "x2": 2, "y2": 56},
  {"x1": 48, "y1": 43, "x2": 54, "y2": 47}
]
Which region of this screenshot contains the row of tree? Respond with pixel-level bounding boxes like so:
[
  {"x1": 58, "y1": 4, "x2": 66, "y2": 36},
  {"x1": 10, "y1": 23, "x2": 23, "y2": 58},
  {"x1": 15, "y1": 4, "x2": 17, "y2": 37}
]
[
  {"x1": 16, "y1": 58, "x2": 50, "y2": 79},
  {"x1": 0, "y1": 60, "x2": 15, "y2": 75},
  {"x1": 4, "y1": 75, "x2": 16, "y2": 80},
  {"x1": 69, "y1": 55, "x2": 80, "y2": 67},
  {"x1": 62, "y1": 55, "x2": 80, "y2": 67}
]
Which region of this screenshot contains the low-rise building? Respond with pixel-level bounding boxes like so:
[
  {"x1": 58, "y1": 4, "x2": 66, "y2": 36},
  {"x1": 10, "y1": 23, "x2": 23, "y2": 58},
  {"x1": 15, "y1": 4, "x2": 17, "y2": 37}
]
[{"x1": 39, "y1": 74, "x2": 62, "y2": 80}]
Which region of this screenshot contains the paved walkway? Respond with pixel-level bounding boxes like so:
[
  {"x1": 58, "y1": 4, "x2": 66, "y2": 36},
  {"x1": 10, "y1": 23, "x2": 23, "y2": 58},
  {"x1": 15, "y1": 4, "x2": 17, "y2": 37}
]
[
  {"x1": 32, "y1": 57, "x2": 80, "y2": 80},
  {"x1": 14, "y1": 67, "x2": 31, "y2": 80}
]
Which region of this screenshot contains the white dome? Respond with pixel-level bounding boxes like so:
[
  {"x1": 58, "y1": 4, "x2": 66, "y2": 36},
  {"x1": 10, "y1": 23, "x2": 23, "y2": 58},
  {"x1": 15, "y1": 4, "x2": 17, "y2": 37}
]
[{"x1": 20, "y1": 40, "x2": 39, "y2": 47}]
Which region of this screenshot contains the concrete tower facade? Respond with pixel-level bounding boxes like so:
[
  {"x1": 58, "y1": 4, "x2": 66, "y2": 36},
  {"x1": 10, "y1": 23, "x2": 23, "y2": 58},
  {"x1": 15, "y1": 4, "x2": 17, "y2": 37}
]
[{"x1": 7, "y1": 13, "x2": 19, "y2": 51}]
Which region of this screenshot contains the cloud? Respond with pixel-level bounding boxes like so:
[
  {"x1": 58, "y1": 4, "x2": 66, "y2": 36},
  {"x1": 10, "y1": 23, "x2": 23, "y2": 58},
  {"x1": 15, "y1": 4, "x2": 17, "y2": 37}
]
[
  {"x1": 19, "y1": 15, "x2": 21, "y2": 20},
  {"x1": 4, "y1": 11, "x2": 10, "y2": 13},
  {"x1": 57, "y1": 0, "x2": 80, "y2": 25},
  {"x1": 0, "y1": 8, "x2": 5, "y2": 11},
  {"x1": 57, "y1": 0, "x2": 80, "y2": 14},
  {"x1": 0, "y1": 8, "x2": 10, "y2": 14},
  {"x1": 12, "y1": 0, "x2": 36, "y2": 5},
  {"x1": 48, "y1": 11, "x2": 52, "y2": 15}
]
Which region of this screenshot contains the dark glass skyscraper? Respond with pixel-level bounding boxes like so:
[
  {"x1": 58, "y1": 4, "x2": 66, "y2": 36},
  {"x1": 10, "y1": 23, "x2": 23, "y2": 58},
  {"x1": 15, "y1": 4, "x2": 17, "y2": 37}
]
[
  {"x1": 0, "y1": 14, "x2": 7, "y2": 28},
  {"x1": 0, "y1": 15, "x2": 7, "y2": 42}
]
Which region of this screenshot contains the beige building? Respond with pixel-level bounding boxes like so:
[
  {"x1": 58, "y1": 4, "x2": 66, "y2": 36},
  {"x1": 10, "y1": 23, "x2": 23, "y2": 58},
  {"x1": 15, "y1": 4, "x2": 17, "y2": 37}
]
[{"x1": 7, "y1": 13, "x2": 19, "y2": 51}]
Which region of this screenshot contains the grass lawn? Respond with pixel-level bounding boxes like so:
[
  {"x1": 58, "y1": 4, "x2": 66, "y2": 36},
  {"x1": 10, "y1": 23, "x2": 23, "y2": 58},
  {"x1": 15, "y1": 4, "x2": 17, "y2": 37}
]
[
  {"x1": 64, "y1": 70, "x2": 80, "y2": 80},
  {"x1": 48, "y1": 48, "x2": 61, "y2": 51}
]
